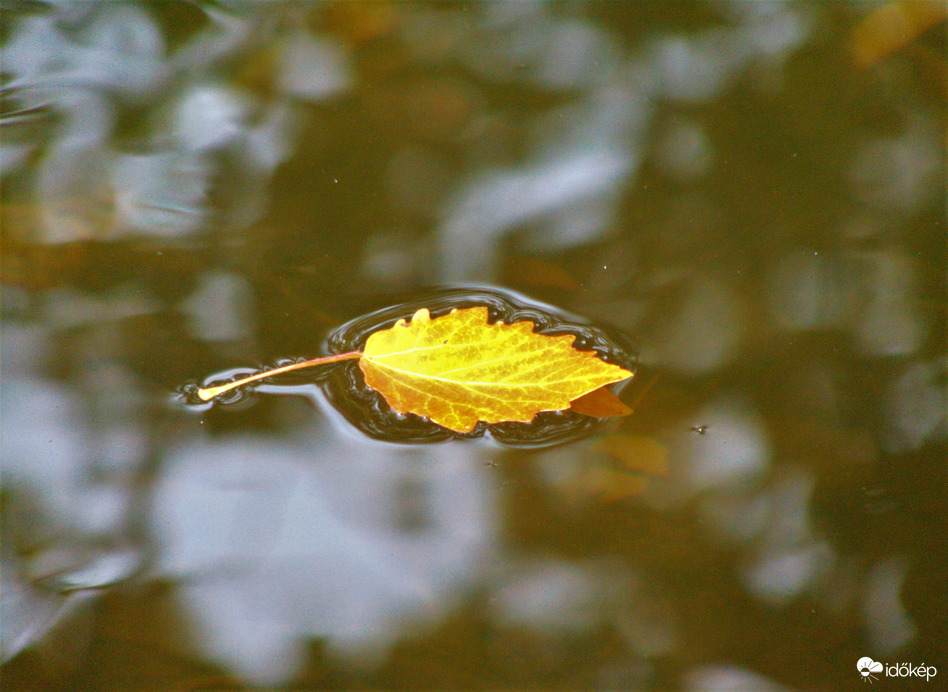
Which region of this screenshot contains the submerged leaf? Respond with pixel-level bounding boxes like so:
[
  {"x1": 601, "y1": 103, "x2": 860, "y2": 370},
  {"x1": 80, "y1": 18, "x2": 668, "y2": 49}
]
[
  {"x1": 568, "y1": 386, "x2": 632, "y2": 418},
  {"x1": 358, "y1": 307, "x2": 632, "y2": 432}
]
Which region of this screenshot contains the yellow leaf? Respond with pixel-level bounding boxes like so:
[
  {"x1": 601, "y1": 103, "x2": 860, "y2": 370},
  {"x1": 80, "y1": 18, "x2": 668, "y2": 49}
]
[
  {"x1": 195, "y1": 305, "x2": 633, "y2": 434},
  {"x1": 358, "y1": 307, "x2": 631, "y2": 432}
]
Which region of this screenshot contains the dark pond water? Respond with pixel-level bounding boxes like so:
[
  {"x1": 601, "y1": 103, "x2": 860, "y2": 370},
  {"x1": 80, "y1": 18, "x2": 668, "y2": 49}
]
[{"x1": 2, "y1": 2, "x2": 945, "y2": 690}]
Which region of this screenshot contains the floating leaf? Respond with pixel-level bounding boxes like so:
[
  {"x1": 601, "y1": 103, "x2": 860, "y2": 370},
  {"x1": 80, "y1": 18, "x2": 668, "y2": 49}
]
[
  {"x1": 358, "y1": 307, "x2": 631, "y2": 432},
  {"x1": 197, "y1": 306, "x2": 633, "y2": 433}
]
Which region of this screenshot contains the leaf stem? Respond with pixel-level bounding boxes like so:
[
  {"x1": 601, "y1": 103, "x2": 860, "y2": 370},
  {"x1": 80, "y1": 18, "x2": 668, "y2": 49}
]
[{"x1": 197, "y1": 351, "x2": 363, "y2": 401}]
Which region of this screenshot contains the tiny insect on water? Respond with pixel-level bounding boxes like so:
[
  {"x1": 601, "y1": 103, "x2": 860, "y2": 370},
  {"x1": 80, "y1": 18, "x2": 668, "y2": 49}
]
[{"x1": 690, "y1": 424, "x2": 708, "y2": 434}]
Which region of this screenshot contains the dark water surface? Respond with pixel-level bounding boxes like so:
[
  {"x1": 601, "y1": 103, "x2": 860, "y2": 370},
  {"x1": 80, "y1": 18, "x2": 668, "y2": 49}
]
[{"x1": 2, "y1": 2, "x2": 945, "y2": 690}]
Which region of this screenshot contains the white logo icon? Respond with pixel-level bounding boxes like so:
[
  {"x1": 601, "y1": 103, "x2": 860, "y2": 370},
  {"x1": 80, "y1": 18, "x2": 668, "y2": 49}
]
[{"x1": 858, "y1": 657, "x2": 883, "y2": 683}]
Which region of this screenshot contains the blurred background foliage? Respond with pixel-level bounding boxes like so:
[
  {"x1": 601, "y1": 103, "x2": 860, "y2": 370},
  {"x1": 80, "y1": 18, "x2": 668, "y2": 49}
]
[{"x1": 1, "y1": 1, "x2": 945, "y2": 689}]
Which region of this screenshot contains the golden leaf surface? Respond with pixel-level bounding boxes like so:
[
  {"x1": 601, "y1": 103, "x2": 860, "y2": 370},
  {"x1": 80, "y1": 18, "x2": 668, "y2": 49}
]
[{"x1": 358, "y1": 307, "x2": 632, "y2": 433}]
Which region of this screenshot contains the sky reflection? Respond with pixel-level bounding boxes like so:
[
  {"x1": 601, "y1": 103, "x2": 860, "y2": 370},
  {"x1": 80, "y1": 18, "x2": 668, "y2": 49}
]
[{"x1": 1, "y1": 0, "x2": 945, "y2": 688}]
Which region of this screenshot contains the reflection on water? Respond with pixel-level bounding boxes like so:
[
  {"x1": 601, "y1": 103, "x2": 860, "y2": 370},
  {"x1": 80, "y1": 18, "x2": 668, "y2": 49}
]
[
  {"x1": 2, "y1": 1, "x2": 945, "y2": 689},
  {"x1": 152, "y1": 427, "x2": 495, "y2": 684}
]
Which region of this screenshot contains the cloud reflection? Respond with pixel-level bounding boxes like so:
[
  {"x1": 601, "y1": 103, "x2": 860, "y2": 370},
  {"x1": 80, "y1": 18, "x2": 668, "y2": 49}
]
[{"x1": 151, "y1": 428, "x2": 497, "y2": 684}]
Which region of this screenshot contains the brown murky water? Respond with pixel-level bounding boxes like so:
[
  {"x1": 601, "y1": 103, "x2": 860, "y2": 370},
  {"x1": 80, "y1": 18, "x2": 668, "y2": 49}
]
[{"x1": 2, "y1": 2, "x2": 945, "y2": 690}]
